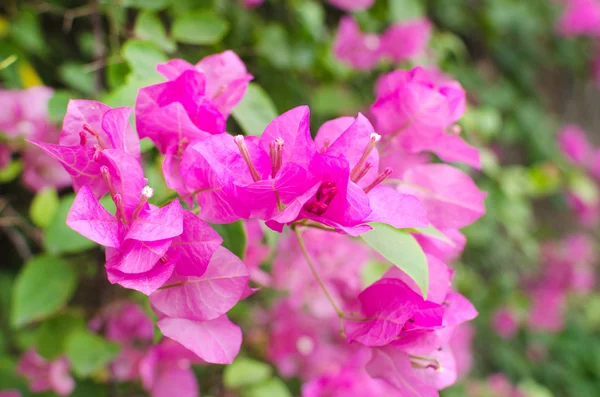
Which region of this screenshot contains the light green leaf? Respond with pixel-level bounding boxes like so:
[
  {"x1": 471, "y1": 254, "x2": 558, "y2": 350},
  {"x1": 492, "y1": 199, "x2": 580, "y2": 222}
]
[
  {"x1": 360, "y1": 261, "x2": 391, "y2": 288},
  {"x1": 122, "y1": 40, "x2": 168, "y2": 79},
  {"x1": 11, "y1": 256, "x2": 77, "y2": 327},
  {"x1": 312, "y1": 84, "x2": 362, "y2": 117},
  {"x1": 232, "y1": 83, "x2": 278, "y2": 136},
  {"x1": 409, "y1": 224, "x2": 454, "y2": 246},
  {"x1": 0, "y1": 160, "x2": 22, "y2": 182},
  {"x1": 122, "y1": 0, "x2": 170, "y2": 10},
  {"x1": 211, "y1": 221, "x2": 247, "y2": 259},
  {"x1": 30, "y1": 187, "x2": 59, "y2": 228},
  {"x1": 37, "y1": 311, "x2": 86, "y2": 360},
  {"x1": 134, "y1": 11, "x2": 176, "y2": 53},
  {"x1": 10, "y1": 12, "x2": 45, "y2": 54},
  {"x1": 45, "y1": 194, "x2": 96, "y2": 254},
  {"x1": 361, "y1": 223, "x2": 428, "y2": 298},
  {"x1": 388, "y1": 0, "x2": 425, "y2": 22},
  {"x1": 224, "y1": 357, "x2": 272, "y2": 388},
  {"x1": 294, "y1": 1, "x2": 325, "y2": 41},
  {"x1": 242, "y1": 378, "x2": 292, "y2": 397},
  {"x1": 172, "y1": 11, "x2": 229, "y2": 45},
  {"x1": 66, "y1": 330, "x2": 120, "y2": 377}
]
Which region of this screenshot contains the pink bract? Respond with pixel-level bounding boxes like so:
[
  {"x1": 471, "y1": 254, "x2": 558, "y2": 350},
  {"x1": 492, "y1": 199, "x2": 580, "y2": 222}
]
[{"x1": 16, "y1": 350, "x2": 75, "y2": 396}]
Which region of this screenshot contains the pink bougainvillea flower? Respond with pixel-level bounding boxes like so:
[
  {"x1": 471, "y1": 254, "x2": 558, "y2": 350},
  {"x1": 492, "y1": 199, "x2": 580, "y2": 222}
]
[
  {"x1": 301, "y1": 348, "x2": 402, "y2": 397},
  {"x1": 344, "y1": 277, "x2": 445, "y2": 347},
  {"x1": 449, "y1": 323, "x2": 475, "y2": 380},
  {"x1": 0, "y1": 390, "x2": 20, "y2": 397},
  {"x1": 66, "y1": 180, "x2": 225, "y2": 295},
  {"x1": 104, "y1": 302, "x2": 154, "y2": 344},
  {"x1": 136, "y1": 69, "x2": 225, "y2": 154},
  {"x1": 243, "y1": 220, "x2": 272, "y2": 285},
  {"x1": 557, "y1": 0, "x2": 600, "y2": 36},
  {"x1": 380, "y1": 19, "x2": 432, "y2": 62},
  {"x1": 333, "y1": 17, "x2": 382, "y2": 70},
  {"x1": 413, "y1": 228, "x2": 466, "y2": 263},
  {"x1": 366, "y1": 347, "x2": 439, "y2": 397},
  {"x1": 157, "y1": 50, "x2": 253, "y2": 118},
  {"x1": 156, "y1": 314, "x2": 243, "y2": 364},
  {"x1": 21, "y1": 136, "x2": 72, "y2": 192},
  {"x1": 140, "y1": 340, "x2": 200, "y2": 397},
  {"x1": 150, "y1": 246, "x2": 249, "y2": 321},
  {"x1": 527, "y1": 287, "x2": 565, "y2": 332},
  {"x1": 0, "y1": 86, "x2": 54, "y2": 139},
  {"x1": 372, "y1": 67, "x2": 479, "y2": 168},
  {"x1": 557, "y1": 124, "x2": 592, "y2": 166},
  {"x1": 492, "y1": 307, "x2": 520, "y2": 339},
  {"x1": 396, "y1": 164, "x2": 487, "y2": 229},
  {"x1": 29, "y1": 100, "x2": 140, "y2": 196},
  {"x1": 270, "y1": 113, "x2": 428, "y2": 235},
  {"x1": 179, "y1": 106, "x2": 315, "y2": 223},
  {"x1": 17, "y1": 350, "x2": 75, "y2": 396},
  {"x1": 327, "y1": 0, "x2": 374, "y2": 11}
]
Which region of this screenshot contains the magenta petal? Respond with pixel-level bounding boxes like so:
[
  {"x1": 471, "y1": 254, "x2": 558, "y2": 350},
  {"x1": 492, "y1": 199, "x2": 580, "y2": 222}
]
[
  {"x1": 259, "y1": 106, "x2": 315, "y2": 169},
  {"x1": 398, "y1": 164, "x2": 487, "y2": 229},
  {"x1": 380, "y1": 19, "x2": 432, "y2": 62},
  {"x1": 60, "y1": 100, "x2": 109, "y2": 146},
  {"x1": 366, "y1": 347, "x2": 439, "y2": 397},
  {"x1": 150, "y1": 246, "x2": 249, "y2": 321},
  {"x1": 443, "y1": 292, "x2": 478, "y2": 326},
  {"x1": 315, "y1": 116, "x2": 355, "y2": 151},
  {"x1": 151, "y1": 366, "x2": 198, "y2": 397},
  {"x1": 106, "y1": 257, "x2": 176, "y2": 295},
  {"x1": 126, "y1": 200, "x2": 184, "y2": 241},
  {"x1": 156, "y1": 58, "x2": 195, "y2": 80},
  {"x1": 157, "y1": 315, "x2": 242, "y2": 364},
  {"x1": 366, "y1": 185, "x2": 428, "y2": 229},
  {"x1": 171, "y1": 211, "x2": 223, "y2": 276},
  {"x1": 325, "y1": 114, "x2": 380, "y2": 186},
  {"x1": 269, "y1": 182, "x2": 321, "y2": 224},
  {"x1": 67, "y1": 185, "x2": 121, "y2": 247},
  {"x1": 28, "y1": 141, "x2": 106, "y2": 195},
  {"x1": 196, "y1": 50, "x2": 253, "y2": 117},
  {"x1": 412, "y1": 346, "x2": 457, "y2": 390},
  {"x1": 98, "y1": 149, "x2": 146, "y2": 216},
  {"x1": 101, "y1": 107, "x2": 140, "y2": 160},
  {"x1": 427, "y1": 133, "x2": 481, "y2": 169},
  {"x1": 107, "y1": 239, "x2": 172, "y2": 274},
  {"x1": 334, "y1": 17, "x2": 382, "y2": 70}
]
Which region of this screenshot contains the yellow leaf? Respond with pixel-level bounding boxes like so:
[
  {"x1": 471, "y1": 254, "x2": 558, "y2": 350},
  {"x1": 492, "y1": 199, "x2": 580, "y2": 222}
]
[
  {"x1": 18, "y1": 61, "x2": 43, "y2": 87},
  {"x1": 0, "y1": 16, "x2": 9, "y2": 39}
]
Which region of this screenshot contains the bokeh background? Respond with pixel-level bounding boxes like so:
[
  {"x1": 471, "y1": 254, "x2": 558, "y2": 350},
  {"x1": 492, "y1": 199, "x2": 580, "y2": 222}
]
[{"x1": 1, "y1": 0, "x2": 599, "y2": 396}]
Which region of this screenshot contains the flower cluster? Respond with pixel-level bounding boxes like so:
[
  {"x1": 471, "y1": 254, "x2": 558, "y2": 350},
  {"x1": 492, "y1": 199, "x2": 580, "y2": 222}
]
[
  {"x1": 26, "y1": 45, "x2": 486, "y2": 396},
  {"x1": 334, "y1": 17, "x2": 432, "y2": 70}
]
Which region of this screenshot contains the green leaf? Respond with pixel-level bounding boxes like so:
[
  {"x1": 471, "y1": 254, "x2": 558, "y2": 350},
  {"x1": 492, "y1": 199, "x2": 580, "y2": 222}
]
[
  {"x1": 122, "y1": 40, "x2": 168, "y2": 79},
  {"x1": 30, "y1": 187, "x2": 59, "y2": 228},
  {"x1": 224, "y1": 357, "x2": 272, "y2": 388},
  {"x1": 122, "y1": 0, "x2": 170, "y2": 10},
  {"x1": 409, "y1": 224, "x2": 454, "y2": 246},
  {"x1": 172, "y1": 11, "x2": 229, "y2": 45},
  {"x1": 242, "y1": 378, "x2": 292, "y2": 397},
  {"x1": 66, "y1": 330, "x2": 120, "y2": 377},
  {"x1": 48, "y1": 90, "x2": 74, "y2": 125},
  {"x1": 59, "y1": 63, "x2": 96, "y2": 95},
  {"x1": 0, "y1": 160, "x2": 22, "y2": 182},
  {"x1": 37, "y1": 311, "x2": 86, "y2": 360},
  {"x1": 11, "y1": 256, "x2": 77, "y2": 327},
  {"x1": 211, "y1": 221, "x2": 247, "y2": 259},
  {"x1": 312, "y1": 84, "x2": 362, "y2": 117},
  {"x1": 10, "y1": 11, "x2": 45, "y2": 55},
  {"x1": 256, "y1": 24, "x2": 292, "y2": 69},
  {"x1": 294, "y1": 1, "x2": 326, "y2": 41},
  {"x1": 388, "y1": 0, "x2": 425, "y2": 22},
  {"x1": 360, "y1": 261, "x2": 391, "y2": 288},
  {"x1": 134, "y1": 11, "x2": 176, "y2": 53},
  {"x1": 232, "y1": 83, "x2": 278, "y2": 136},
  {"x1": 361, "y1": 223, "x2": 428, "y2": 298},
  {"x1": 44, "y1": 194, "x2": 96, "y2": 254}
]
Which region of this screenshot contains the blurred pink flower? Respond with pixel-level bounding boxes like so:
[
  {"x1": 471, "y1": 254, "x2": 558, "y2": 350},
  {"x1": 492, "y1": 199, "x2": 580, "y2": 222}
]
[
  {"x1": 328, "y1": 0, "x2": 374, "y2": 11},
  {"x1": 557, "y1": 124, "x2": 592, "y2": 166},
  {"x1": 17, "y1": 350, "x2": 74, "y2": 396},
  {"x1": 557, "y1": 0, "x2": 600, "y2": 36},
  {"x1": 333, "y1": 17, "x2": 382, "y2": 70},
  {"x1": 492, "y1": 307, "x2": 520, "y2": 339}
]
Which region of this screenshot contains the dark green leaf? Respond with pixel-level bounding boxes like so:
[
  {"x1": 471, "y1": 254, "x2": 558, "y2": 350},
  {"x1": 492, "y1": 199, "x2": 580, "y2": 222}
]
[{"x1": 37, "y1": 311, "x2": 86, "y2": 360}]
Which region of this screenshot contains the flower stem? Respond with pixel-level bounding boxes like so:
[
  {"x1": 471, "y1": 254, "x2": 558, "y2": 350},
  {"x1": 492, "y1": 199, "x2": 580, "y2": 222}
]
[{"x1": 293, "y1": 225, "x2": 344, "y2": 317}]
